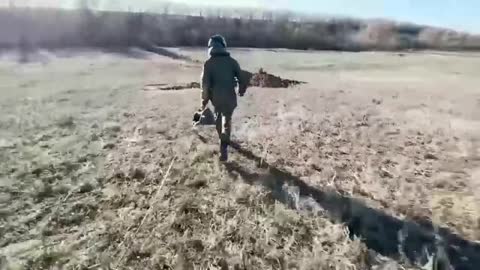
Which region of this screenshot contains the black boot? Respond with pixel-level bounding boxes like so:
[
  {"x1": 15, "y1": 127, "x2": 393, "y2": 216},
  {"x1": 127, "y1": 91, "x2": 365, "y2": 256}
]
[{"x1": 219, "y1": 141, "x2": 228, "y2": 162}]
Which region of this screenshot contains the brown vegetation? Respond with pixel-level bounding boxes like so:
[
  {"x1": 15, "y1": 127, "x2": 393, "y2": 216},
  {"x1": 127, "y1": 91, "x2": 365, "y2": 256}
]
[
  {"x1": 1, "y1": 7, "x2": 479, "y2": 52},
  {"x1": 2, "y1": 47, "x2": 480, "y2": 270}
]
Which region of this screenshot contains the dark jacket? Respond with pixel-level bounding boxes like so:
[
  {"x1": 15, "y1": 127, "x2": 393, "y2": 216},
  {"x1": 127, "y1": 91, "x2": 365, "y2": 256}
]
[{"x1": 201, "y1": 47, "x2": 247, "y2": 114}]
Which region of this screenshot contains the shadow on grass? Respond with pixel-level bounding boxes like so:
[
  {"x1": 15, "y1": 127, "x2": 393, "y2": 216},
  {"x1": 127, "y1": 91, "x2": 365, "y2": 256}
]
[{"x1": 218, "y1": 140, "x2": 480, "y2": 270}]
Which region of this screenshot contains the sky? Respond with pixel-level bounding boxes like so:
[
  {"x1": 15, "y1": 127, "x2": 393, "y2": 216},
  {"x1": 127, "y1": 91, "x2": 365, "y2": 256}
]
[{"x1": 1, "y1": 0, "x2": 478, "y2": 33}]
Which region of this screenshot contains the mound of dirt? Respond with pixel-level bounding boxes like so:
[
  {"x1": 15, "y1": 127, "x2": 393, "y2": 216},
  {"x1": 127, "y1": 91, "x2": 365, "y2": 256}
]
[
  {"x1": 143, "y1": 69, "x2": 303, "y2": 92},
  {"x1": 248, "y1": 68, "x2": 304, "y2": 88}
]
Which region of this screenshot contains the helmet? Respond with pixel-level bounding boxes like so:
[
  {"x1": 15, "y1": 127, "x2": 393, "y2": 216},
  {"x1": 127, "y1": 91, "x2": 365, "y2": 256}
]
[{"x1": 208, "y1": 35, "x2": 227, "y2": 48}]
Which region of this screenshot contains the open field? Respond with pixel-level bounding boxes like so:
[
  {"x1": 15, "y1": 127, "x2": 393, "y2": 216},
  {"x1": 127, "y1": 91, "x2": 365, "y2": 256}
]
[{"x1": 1, "y1": 48, "x2": 480, "y2": 269}]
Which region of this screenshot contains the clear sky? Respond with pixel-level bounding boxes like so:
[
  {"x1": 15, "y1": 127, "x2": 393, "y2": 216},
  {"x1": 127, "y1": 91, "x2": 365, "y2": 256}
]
[
  {"x1": 174, "y1": 0, "x2": 479, "y2": 33},
  {"x1": 1, "y1": 0, "x2": 478, "y2": 33}
]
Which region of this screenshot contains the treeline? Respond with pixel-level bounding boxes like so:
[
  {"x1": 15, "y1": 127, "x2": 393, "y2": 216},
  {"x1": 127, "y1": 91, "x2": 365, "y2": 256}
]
[{"x1": 1, "y1": 7, "x2": 479, "y2": 52}]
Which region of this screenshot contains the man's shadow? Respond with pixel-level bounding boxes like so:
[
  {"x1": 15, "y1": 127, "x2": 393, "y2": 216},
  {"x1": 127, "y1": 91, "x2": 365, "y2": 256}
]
[{"x1": 207, "y1": 139, "x2": 480, "y2": 270}]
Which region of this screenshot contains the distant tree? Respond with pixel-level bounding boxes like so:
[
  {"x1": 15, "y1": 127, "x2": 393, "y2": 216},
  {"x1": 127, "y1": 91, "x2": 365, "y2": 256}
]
[
  {"x1": 464, "y1": 35, "x2": 480, "y2": 49},
  {"x1": 222, "y1": 9, "x2": 233, "y2": 18},
  {"x1": 18, "y1": 35, "x2": 33, "y2": 63},
  {"x1": 76, "y1": 0, "x2": 88, "y2": 10},
  {"x1": 262, "y1": 11, "x2": 273, "y2": 21},
  {"x1": 76, "y1": 0, "x2": 105, "y2": 46},
  {"x1": 275, "y1": 11, "x2": 291, "y2": 22},
  {"x1": 354, "y1": 22, "x2": 397, "y2": 49},
  {"x1": 418, "y1": 28, "x2": 443, "y2": 48},
  {"x1": 126, "y1": 12, "x2": 145, "y2": 46},
  {"x1": 162, "y1": 3, "x2": 170, "y2": 15}
]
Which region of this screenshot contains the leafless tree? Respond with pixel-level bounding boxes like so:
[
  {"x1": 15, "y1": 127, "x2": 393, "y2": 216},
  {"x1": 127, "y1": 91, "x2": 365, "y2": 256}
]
[{"x1": 162, "y1": 3, "x2": 171, "y2": 15}]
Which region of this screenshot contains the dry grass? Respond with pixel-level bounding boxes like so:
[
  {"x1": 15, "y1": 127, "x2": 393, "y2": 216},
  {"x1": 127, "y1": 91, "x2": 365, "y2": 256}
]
[
  {"x1": 95, "y1": 144, "x2": 370, "y2": 269},
  {"x1": 1, "y1": 48, "x2": 480, "y2": 269}
]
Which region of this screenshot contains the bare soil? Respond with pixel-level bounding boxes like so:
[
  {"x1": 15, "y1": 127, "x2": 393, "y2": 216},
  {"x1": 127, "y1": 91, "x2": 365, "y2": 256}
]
[
  {"x1": 1, "y1": 48, "x2": 480, "y2": 270},
  {"x1": 143, "y1": 82, "x2": 201, "y2": 91},
  {"x1": 142, "y1": 68, "x2": 303, "y2": 91},
  {"x1": 248, "y1": 68, "x2": 305, "y2": 88}
]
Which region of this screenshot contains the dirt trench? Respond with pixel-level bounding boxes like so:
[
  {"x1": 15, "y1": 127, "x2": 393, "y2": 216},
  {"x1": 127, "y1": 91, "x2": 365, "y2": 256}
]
[{"x1": 143, "y1": 68, "x2": 305, "y2": 91}]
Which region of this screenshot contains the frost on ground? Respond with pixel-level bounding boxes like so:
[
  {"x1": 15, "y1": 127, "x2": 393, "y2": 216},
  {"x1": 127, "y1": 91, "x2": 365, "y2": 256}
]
[{"x1": 1, "y1": 49, "x2": 480, "y2": 269}]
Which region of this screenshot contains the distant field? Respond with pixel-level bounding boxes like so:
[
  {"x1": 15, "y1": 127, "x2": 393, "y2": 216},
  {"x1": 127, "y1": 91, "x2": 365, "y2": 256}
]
[{"x1": 1, "y1": 48, "x2": 479, "y2": 269}]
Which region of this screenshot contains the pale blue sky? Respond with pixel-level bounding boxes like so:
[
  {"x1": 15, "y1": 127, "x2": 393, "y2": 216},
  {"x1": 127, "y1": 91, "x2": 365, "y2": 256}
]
[
  {"x1": 1, "y1": 0, "x2": 478, "y2": 33},
  {"x1": 173, "y1": 0, "x2": 480, "y2": 33},
  {"x1": 292, "y1": 0, "x2": 478, "y2": 33}
]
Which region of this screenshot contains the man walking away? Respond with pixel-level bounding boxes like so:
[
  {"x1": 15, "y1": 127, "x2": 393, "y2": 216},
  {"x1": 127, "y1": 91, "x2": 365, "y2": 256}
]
[{"x1": 200, "y1": 35, "x2": 248, "y2": 161}]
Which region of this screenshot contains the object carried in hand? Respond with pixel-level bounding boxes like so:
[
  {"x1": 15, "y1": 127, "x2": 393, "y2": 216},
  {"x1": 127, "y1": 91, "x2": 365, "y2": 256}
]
[{"x1": 192, "y1": 107, "x2": 215, "y2": 126}]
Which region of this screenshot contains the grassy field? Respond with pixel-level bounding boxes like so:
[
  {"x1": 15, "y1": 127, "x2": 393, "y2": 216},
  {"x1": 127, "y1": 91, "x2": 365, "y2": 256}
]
[{"x1": 1, "y1": 48, "x2": 479, "y2": 269}]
